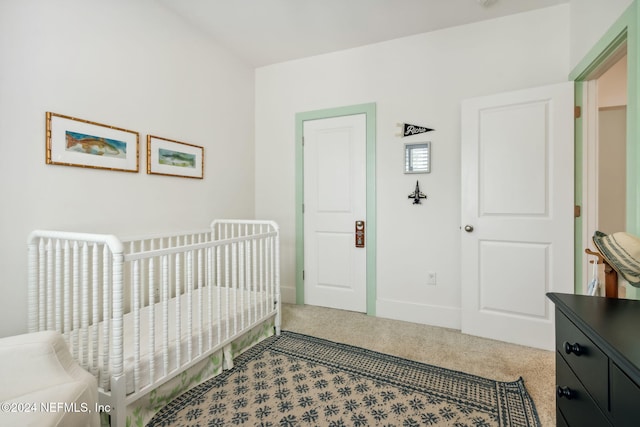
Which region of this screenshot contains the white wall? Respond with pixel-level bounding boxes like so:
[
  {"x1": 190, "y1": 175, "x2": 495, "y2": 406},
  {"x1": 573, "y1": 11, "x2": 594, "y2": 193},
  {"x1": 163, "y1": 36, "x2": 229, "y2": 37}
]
[
  {"x1": 570, "y1": 0, "x2": 634, "y2": 70},
  {"x1": 255, "y1": 5, "x2": 571, "y2": 328},
  {"x1": 597, "y1": 55, "x2": 627, "y2": 236},
  {"x1": 598, "y1": 108, "x2": 627, "y2": 235},
  {"x1": 0, "y1": 0, "x2": 255, "y2": 337}
]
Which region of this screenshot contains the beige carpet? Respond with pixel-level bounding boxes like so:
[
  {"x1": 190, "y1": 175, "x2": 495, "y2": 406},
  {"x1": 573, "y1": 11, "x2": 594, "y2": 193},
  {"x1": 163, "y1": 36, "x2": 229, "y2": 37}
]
[{"x1": 281, "y1": 303, "x2": 555, "y2": 427}]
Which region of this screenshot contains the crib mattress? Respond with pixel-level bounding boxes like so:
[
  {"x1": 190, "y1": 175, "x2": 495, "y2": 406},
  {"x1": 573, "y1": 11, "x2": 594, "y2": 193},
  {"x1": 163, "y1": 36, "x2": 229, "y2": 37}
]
[{"x1": 80, "y1": 286, "x2": 270, "y2": 395}]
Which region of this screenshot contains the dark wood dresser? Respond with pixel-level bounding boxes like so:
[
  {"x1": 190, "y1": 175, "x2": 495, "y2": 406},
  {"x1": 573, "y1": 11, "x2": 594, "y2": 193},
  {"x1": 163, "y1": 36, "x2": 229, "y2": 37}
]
[{"x1": 547, "y1": 293, "x2": 640, "y2": 426}]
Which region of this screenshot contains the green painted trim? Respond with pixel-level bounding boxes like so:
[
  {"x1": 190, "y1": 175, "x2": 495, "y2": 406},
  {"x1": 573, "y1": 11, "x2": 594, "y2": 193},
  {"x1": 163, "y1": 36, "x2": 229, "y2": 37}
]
[
  {"x1": 365, "y1": 106, "x2": 377, "y2": 314},
  {"x1": 627, "y1": 4, "x2": 640, "y2": 237},
  {"x1": 574, "y1": 83, "x2": 584, "y2": 294},
  {"x1": 294, "y1": 103, "x2": 377, "y2": 315},
  {"x1": 569, "y1": 1, "x2": 634, "y2": 81},
  {"x1": 295, "y1": 116, "x2": 305, "y2": 305},
  {"x1": 570, "y1": 1, "x2": 640, "y2": 296},
  {"x1": 569, "y1": 32, "x2": 629, "y2": 82},
  {"x1": 626, "y1": 5, "x2": 640, "y2": 299}
]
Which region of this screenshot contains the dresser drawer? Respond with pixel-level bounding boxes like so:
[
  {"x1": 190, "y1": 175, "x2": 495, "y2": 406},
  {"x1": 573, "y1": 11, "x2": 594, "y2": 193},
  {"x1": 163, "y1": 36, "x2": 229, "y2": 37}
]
[
  {"x1": 556, "y1": 408, "x2": 568, "y2": 427},
  {"x1": 555, "y1": 309, "x2": 608, "y2": 411},
  {"x1": 610, "y1": 362, "x2": 640, "y2": 427},
  {"x1": 556, "y1": 353, "x2": 610, "y2": 426}
]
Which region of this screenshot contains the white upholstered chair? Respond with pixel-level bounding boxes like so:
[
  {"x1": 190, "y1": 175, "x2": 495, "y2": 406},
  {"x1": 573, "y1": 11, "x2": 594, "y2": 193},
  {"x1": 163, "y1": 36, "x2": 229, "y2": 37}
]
[{"x1": 0, "y1": 330, "x2": 99, "y2": 427}]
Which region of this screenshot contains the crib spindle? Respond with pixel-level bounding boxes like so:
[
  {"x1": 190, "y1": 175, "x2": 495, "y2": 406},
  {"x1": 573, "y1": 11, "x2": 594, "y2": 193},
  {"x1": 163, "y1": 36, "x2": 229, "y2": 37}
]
[
  {"x1": 37, "y1": 240, "x2": 46, "y2": 332},
  {"x1": 186, "y1": 250, "x2": 193, "y2": 362},
  {"x1": 46, "y1": 240, "x2": 54, "y2": 331},
  {"x1": 63, "y1": 241, "x2": 71, "y2": 339},
  {"x1": 102, "y1": 245, "x2": 111, "y2": 391},
  {"x1": 81, "y1": 242, "x2": 89, "y2": 370},
  {"x1": 27, "y1": 241, "x2": 37, "y2": 333},
  {"x1": 224, "y1": 240, "x2": 230, "y2": 341},
  {"x1": 90, "y1": 243, "x2": 99, "y2": 378},
  {"x1": 260, "y1": 236, "x2": 266, "y2": 319},
  {"x1": 252, "y1": 232, "x2": 258, "y2": 324},
  {"x1": 133, "y1": 259, "x2": 141, "y2": 393},
  {"x1": 216, "y1": 245, "x2": 222, "y2": 344},
  {"x1": 162, "y1": 254, "x2": 169, "y2": 377},
  {"x1": 72, "y1": 242, "x2": 80, "y2": 360},
  {"x1": 55, "y1": 239, "x2": 63, "y2": 333},
  {"x1": 265, "y1": 235, "x2": 271, "y2": 317},
  {"x1": 148, "y1": 256, "x2": 155, "y2": 385},
  {"x1": 239, "y1": 240, "x2": 246, "y2": 331},
  {"x1": 197, "y1": 245, "x2": 203, "y2": 356},
  {"x1": 207, "y1": 247, "x2": 213, "y2": 349},
  {"x1": 232, "y1": 238, "x2": 238, "y2": 336},
  {"x1": 175, "y1": 252, "x2": 182, "y2": 369}
]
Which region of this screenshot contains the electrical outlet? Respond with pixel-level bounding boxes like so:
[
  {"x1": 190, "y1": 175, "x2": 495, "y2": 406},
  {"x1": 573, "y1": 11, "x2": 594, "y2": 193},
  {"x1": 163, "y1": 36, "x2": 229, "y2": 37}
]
[{"x1": 427, "y1": 271, "x2": 437, "y2": 285}]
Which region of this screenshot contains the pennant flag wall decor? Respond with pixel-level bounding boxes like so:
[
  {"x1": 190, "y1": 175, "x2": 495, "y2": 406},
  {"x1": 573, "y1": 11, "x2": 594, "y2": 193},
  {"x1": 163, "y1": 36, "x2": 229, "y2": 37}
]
[{"x1": 396, "y1": 122, "x2": 434, "y2": 137}]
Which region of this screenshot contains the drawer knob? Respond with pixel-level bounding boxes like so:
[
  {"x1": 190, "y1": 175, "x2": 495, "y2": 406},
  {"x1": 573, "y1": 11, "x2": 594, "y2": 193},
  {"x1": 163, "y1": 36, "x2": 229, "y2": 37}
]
[
  {"x1": 557, "y1": 386, "x2": 575, "y2": 400},
  {"x1": 564, "y1": 341, "x2": 583, "y2": 356}
]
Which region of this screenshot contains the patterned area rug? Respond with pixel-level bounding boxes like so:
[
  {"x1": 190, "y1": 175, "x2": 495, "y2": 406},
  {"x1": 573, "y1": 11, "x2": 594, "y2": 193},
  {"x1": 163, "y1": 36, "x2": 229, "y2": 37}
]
[{"x1": 147, "y1": 331, "x2": 540, "y2": 426}]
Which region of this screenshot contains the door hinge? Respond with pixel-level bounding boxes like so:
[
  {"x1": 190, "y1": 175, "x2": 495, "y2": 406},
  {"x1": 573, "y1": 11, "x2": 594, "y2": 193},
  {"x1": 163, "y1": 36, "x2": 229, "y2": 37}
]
[
  {"x1": 302, "y1": 270, "x2": 305, "y2": 280},
  {"x1": 574, "y1": 205, "x2": 581, "y2": 218},
  {"x1": 574, "y1": 106, "x2": 581, "y2": 119},
  {"x1": 302, "y1": 203, "x2": 305, "y2": 213}
]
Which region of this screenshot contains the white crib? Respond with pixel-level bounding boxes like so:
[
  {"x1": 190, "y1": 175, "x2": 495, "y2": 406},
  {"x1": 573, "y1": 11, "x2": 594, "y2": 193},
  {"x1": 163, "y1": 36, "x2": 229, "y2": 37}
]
[{"x1": 27, "y1": 220, "x2": 280, "y2": 427}]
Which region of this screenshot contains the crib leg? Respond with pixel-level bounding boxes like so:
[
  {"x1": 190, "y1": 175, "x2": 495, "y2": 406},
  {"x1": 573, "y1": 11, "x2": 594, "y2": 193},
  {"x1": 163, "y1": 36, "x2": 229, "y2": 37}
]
[
  {"x1": 108, "y1": 408, "x2": 126, "y2": 427},
  {"x1": 105, "y1": 376, "x2": 127, "y2": 427},
  {"x1": 106, "y1": 406, "x2": 126, "y2": 426},
  {"x1": 275, "y1": 301, "x2": 282, "y2": 335}
]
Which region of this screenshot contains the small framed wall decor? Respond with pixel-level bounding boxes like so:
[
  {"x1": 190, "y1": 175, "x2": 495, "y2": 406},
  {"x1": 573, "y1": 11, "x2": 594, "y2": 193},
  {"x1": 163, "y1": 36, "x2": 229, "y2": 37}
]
[
  {"x1": 46, "y1": 112, "x2": 140, "y2": 172},
  {"x1": 147, "y1": 135, "x2": 204, "y2": 179},
  {"x1": 404, "y1": 142, "x2": 431, "y2": 174}
]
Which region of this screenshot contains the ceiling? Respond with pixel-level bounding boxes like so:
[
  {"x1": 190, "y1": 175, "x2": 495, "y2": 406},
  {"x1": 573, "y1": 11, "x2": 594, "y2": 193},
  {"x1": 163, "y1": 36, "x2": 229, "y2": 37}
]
[{"x1": 157, "y1": 0, "x2": 569, "y2": 68}]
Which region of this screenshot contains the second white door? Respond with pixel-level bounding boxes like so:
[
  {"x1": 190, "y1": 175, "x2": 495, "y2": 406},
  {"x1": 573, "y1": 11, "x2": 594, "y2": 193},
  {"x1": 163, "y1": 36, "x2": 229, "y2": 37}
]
[
  {"x1": 461, "y1": 82, "x2": 575, "y2": 351},
  {"x1": 303, "y1": 114, "x2": 367, "y2": 312}
]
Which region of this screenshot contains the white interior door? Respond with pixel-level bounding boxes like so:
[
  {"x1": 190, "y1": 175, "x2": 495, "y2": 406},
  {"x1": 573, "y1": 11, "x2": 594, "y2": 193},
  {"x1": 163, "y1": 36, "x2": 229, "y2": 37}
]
[
  {"x1": 303, "y1": 114, "x2": 367, "y2": 312},
  {"x1": 461, "y1": 82, "x2": 574, "y2": 351}
]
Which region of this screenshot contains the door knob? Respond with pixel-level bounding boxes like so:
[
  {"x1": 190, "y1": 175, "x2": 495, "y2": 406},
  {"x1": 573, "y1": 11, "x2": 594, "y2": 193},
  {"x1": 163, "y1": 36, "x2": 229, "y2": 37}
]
[{"x1": 464, "y1": 225, "x2": 474, "y2": 233}]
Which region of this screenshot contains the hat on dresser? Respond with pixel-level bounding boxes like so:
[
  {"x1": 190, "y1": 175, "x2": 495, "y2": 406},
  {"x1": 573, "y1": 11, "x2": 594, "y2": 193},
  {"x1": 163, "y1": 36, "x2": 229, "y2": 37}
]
[{"x1": 593, "y1": 231, "x2": 640, "y2": 287}]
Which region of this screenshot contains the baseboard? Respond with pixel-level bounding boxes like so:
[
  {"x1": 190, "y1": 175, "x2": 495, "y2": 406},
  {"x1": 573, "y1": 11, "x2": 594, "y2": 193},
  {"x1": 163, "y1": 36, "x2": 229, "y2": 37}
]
[
  {"x1": 376, "y1": 298, "x2": 461, "y2": 330},
  {"x1": 280, "y1": 286, "x2": 296, "y2": 304}
]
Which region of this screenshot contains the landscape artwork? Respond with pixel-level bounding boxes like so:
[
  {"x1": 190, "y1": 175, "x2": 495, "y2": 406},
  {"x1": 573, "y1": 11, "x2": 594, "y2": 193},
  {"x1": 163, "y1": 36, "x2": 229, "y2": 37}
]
[
  {"x1": 65, "y1": 131, "x2": 127, "y2": 159},
  {"x1": 158, "y1": 148, "x2": 196, "y2": 168}
]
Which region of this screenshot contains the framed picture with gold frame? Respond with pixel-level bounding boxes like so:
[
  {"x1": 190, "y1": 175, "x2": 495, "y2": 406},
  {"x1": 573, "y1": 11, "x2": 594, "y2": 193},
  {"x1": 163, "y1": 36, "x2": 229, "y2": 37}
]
[
  {"x1": 46, "y1": 112, "x2": 139, "y2": 172},
  {"x1": 147, "y1": 135, "x2": 204, "y2": 179}
]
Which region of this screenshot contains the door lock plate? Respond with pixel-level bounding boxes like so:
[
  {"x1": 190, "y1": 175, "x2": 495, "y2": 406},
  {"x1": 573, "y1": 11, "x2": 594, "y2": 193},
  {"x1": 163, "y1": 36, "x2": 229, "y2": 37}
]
[{"x1": 355, "y1": 221, "x2": 365, "y2": 248}]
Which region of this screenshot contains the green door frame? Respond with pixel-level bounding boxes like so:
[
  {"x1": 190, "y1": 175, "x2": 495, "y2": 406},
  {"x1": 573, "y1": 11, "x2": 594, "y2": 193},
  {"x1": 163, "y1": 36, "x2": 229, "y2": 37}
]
[
  {"x1": 295, "y1": 103, "x2": 377, "y2": 315},
  {"x1": 570, "y1": 1, "x2": 640, "y2": 296}
]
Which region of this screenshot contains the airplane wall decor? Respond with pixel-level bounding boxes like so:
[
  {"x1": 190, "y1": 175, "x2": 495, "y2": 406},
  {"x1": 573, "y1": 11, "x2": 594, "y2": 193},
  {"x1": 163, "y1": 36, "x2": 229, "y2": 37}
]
[{"x1": 408, "y1": 180, "x2": 427, "y2": 204}]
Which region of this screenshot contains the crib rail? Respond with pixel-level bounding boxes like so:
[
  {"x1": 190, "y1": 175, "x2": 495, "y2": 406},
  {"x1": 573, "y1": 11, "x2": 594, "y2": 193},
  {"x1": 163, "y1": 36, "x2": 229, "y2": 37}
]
[{"x1": 27, "y1": 220, "x2": 280, "y2": 408}]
